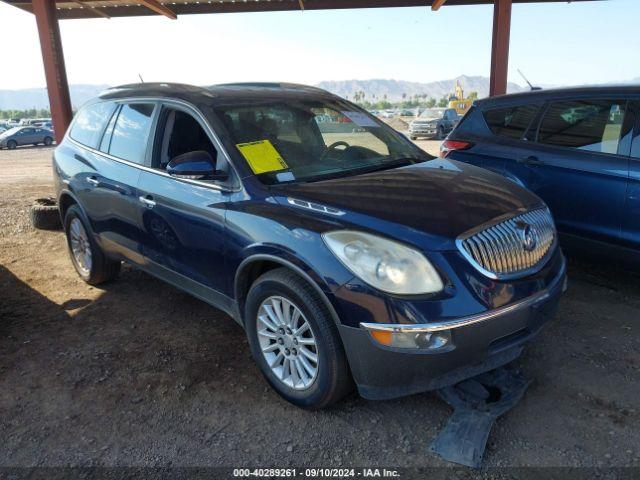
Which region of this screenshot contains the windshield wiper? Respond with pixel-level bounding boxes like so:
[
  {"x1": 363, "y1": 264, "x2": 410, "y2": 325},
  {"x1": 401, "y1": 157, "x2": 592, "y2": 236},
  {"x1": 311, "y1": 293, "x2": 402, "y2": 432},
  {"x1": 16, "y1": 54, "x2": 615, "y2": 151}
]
[{"x1": 298, "y1": 158, "x2": 422, "y2": 183}]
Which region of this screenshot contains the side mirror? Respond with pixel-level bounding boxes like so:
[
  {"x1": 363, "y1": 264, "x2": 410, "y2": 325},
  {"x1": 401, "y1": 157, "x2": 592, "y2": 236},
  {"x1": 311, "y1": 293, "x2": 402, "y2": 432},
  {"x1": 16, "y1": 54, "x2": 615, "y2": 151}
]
[{"x1": 166, "y1": 150, "x2": 228, "y2": 181}]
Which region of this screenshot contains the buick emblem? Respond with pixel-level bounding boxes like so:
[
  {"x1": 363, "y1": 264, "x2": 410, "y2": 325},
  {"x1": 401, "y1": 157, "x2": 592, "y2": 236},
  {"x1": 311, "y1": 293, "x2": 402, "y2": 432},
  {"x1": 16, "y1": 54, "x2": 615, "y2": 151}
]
[{"x1": 516, "y1": 221, "x2": 538, "y2": 252}]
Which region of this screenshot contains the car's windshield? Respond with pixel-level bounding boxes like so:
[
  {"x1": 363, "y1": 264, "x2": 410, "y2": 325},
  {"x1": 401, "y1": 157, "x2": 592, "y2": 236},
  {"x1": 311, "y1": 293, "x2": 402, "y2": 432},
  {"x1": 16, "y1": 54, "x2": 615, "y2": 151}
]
[
  {"x1": 0, "y1": 127, "x2": 21, "y2": 136},
  {"x1": 214, "y1": 98, "x2": 432, "y2": 184},
  {"x1": 419, "y1": 109, "x2": 445, "y2": 119}
]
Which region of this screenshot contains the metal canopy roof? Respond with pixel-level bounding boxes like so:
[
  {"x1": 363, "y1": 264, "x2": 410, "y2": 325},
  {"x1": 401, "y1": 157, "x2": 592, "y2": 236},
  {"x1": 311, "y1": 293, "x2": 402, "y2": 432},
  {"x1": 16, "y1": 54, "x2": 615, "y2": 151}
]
[{"x1": 3, "y1": 0, "x2": 599, "y2": 20}]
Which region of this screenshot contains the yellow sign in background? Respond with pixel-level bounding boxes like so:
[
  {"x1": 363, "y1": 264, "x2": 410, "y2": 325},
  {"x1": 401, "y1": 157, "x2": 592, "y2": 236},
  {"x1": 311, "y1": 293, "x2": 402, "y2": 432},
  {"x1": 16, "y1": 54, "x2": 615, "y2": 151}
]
[{"x1": 236, "y1": 140, "x2": 289, "y2": 174}]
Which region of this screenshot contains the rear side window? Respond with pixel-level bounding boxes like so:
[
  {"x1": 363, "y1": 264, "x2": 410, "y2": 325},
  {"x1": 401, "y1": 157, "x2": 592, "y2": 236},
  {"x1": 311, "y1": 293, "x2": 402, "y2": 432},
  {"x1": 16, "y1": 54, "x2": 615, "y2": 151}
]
[
  {"x1": 537, "y1": 99, "x2": 626, "y2": 154},
  {"x1": 483, "y1": 104, "x2": 540, "y2": 140},
  {"x1": 108, "y1": 103, "x2": 155, "y2": 164},
  {"x1": 69, "y1": 102, "x2": 117, "y2": 149}
]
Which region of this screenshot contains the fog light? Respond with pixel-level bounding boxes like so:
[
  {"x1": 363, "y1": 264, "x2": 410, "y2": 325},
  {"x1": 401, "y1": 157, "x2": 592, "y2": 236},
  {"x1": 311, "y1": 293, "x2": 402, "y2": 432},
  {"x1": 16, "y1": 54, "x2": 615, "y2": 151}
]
[{"x1": 366, "y1": 327, "x2": 452, "y2": 350}]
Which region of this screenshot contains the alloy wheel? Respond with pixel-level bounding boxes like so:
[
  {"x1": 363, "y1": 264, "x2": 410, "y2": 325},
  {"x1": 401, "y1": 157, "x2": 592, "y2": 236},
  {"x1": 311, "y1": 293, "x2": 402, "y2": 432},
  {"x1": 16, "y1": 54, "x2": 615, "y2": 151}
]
[
  {"x1": 69, "y1": 217, "x2": 92, "y2": 276},
  {"x1": 256, "y1": 295, "x2": 319, "y2": 390}
]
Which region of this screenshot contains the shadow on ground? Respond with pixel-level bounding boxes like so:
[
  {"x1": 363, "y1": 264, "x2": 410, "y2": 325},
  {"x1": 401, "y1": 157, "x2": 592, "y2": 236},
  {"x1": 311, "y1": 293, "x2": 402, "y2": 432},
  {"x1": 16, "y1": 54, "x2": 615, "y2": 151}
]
[{"x1": 0, "y1": 263, "x2": 450, "y2": 467}]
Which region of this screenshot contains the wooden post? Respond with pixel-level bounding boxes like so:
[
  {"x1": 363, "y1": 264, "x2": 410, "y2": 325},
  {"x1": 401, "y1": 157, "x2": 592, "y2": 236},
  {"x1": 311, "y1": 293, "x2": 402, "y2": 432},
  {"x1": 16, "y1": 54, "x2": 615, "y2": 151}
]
[
  {"x1": 489, "y1": 0, "x2": 512, "y2": 96},
  {"x1": 32, "y1": 0, "x2": 73, "y2": 143}
]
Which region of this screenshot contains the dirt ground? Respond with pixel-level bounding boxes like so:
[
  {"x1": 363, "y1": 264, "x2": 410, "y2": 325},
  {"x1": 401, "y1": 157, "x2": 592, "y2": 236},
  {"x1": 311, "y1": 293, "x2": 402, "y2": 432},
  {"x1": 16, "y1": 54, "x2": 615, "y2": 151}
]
[{"x1": 1, "y1": 145, "x2": 639, "y2": 472}]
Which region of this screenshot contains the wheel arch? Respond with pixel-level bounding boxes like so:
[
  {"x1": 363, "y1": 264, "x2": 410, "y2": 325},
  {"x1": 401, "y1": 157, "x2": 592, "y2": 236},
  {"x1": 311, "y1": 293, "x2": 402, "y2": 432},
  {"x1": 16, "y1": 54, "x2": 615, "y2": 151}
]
[
  {"x1": 58, "y1": 189, "x2": 80, "y2": 223},
  {"x1": 234, "y1": 254, "x2": 342, "y2": 329}
]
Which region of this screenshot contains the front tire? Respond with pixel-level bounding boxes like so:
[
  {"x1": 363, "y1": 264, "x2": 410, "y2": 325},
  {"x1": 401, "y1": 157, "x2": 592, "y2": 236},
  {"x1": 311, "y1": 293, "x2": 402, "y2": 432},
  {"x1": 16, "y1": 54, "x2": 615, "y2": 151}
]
[
  {"x1": 7, "y1": 140, "x2": 17, "y2": 150},
  {"x1": 245, "y1": 268, "x2": 352, "y2": 409},
  {"x1": 64, "y1": 205, "x2": 120, "y2": 285},
  {"x1": 44, "y1": 136, "x2": 53, "y2": 146},
  {"x1": 437, "y1": 126, "x2": 445, "y2": 140}
]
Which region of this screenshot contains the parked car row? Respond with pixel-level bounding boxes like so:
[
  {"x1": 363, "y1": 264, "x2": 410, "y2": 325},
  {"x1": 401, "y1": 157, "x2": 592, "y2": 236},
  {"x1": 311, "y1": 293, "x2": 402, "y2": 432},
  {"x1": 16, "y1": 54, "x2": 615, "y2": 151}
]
[
  {"x1": 54, "y1": 82, "x2": 564, "y2": 409},
  {"x1": 0, "y1": 117, "x2": 52, "y2": 127},
  {"x1": 443, "y1": 85, "x2": 640, "y2": 266},
  {"x1": 370, "y1": 108, "x2": 419, "y2": 119}
]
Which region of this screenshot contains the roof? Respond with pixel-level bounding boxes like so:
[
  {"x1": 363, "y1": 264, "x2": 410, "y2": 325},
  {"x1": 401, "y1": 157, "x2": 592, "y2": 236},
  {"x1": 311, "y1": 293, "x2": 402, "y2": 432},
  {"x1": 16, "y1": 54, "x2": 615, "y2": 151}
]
[
  {"x1": 97, "y1": 81, "x2": 336, "y2": 105},
  {"x1": 2, "y1": 0, "x2": 601, "y2": 20},
  {"x1": 476, "y1": 84, "x2": 640, "y2": 107}
]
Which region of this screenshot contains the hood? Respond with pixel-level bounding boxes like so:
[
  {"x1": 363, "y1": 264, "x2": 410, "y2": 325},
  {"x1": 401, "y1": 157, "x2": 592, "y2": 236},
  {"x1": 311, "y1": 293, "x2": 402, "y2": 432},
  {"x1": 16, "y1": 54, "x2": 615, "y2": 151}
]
[
  {"x1": 273, "y1": 159, "x2": 543, "y2": 250},
  {"x1": 413, "y1": 117, "x2": 440, "y2": 124}
]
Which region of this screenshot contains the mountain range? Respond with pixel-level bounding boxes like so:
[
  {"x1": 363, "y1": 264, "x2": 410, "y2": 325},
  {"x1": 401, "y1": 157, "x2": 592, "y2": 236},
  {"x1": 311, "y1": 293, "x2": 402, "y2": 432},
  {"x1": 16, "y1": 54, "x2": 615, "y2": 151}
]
[
  {"x1": 0, "y1": 84, "x2": 110, "y2": 111},
  {"x1": 317, "y1": 75, "x2": 527, "y2": 102},
  {"x1": 1, "y1": 75, "x2": 639, "y2": 110}
]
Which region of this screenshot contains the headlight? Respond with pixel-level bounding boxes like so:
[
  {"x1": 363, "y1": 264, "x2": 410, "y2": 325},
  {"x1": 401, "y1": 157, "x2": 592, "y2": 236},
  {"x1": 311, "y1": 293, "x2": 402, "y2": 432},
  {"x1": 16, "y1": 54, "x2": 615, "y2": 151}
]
[{"x1": 322, "y1": 230, "x2": 443, "y2": 295}]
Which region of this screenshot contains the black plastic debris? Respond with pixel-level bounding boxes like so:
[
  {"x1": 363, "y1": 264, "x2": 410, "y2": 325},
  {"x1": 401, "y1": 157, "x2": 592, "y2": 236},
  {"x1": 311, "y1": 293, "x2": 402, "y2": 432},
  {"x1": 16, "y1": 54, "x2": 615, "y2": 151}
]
[{"x1": 429, "y1": 367, "x2": 532, "y2": 468}]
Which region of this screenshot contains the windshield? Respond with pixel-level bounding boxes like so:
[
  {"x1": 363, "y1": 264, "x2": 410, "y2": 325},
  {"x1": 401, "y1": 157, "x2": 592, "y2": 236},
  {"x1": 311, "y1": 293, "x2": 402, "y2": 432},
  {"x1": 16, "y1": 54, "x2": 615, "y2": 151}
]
[
  {"x1": 0, "y1": 127, "x2": 21, "y2": 136},
  {"x1": 214, "y1": 98, "x2": 431, "y2": 184},
  {"x1": 419, "y1": 109, "x2": 445, "y2": 119}
]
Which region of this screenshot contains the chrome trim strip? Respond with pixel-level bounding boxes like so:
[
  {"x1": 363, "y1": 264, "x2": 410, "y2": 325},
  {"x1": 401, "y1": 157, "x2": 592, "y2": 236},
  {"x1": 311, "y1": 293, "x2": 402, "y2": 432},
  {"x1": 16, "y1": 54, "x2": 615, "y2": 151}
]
[
  {"x1": 360, "y1": 260, "x2": 565, "y2": 334},
  {"x1": 287, "y1": 197, "x2": 345, "y2": 216}
]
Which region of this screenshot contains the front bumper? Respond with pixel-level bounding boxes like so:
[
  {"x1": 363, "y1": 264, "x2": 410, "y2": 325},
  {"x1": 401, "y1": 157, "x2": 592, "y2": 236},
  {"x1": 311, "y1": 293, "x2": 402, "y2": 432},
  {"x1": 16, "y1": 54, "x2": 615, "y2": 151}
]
[{"x1": 339, "y1": 257, "x2": 566, "y2": 400}]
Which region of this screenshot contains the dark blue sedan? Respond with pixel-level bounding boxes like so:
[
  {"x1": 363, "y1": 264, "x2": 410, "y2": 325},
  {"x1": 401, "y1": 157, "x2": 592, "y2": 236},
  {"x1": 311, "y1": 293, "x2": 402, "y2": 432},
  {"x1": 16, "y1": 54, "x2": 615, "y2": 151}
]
[
  {"x1": 443, "y1": 85, "x2": 640, "y2": 264},
  {"x1": 53, "y1": 82, "x2": 565, "y2": 408}
]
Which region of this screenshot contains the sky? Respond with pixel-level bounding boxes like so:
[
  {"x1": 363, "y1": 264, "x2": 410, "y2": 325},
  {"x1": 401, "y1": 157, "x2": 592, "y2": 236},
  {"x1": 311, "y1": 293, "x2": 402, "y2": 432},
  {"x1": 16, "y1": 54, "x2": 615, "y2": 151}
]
[{"x1": 0, "y1": 0, "x2": 638, "y2": 90}]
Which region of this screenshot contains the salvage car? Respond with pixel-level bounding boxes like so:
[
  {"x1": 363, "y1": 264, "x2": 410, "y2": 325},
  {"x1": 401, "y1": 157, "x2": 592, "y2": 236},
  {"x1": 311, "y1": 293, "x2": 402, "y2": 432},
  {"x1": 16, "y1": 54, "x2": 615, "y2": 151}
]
[
  {"x1": 0, "y1": 125, "x2": 54, "y2": 149},
  {"x1": 409, "y1": 107, "x2": 459, "y2": 140},
  {"x1": 442, "y1": 85, "x2": 640, "y2": 264},
  {"x1": 53, "y1": 83, "x2": 566, "y2": 409}
]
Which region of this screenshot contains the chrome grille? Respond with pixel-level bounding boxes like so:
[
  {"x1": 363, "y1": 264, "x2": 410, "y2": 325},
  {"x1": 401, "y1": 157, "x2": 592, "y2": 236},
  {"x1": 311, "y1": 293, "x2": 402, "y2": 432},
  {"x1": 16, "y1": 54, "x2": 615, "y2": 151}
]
[{"x1": 457, "y1": 208, "x2": 556, "y2": 279}]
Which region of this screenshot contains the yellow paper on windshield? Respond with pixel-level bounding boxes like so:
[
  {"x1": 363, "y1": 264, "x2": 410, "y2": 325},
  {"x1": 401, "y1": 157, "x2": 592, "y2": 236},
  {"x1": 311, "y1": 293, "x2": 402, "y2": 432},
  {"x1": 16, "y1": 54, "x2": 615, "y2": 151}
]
[{"x1": 236, "y1": 140, "x2": 289, "y2": 174}]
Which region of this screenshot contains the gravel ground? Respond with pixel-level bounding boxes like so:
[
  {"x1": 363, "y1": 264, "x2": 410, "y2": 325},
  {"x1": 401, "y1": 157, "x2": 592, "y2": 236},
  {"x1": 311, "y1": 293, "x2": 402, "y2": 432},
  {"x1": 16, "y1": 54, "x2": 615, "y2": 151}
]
[{"x1": 0, "y1": 145, "x2": 639, "y2": 472}]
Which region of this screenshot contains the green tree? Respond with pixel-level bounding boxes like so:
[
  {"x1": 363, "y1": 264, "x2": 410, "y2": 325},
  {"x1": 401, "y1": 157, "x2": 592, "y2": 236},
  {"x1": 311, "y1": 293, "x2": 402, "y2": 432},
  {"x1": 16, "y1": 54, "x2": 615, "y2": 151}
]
[{"x1": 468, "y1": 91, "x2": 478, "y2": 100}]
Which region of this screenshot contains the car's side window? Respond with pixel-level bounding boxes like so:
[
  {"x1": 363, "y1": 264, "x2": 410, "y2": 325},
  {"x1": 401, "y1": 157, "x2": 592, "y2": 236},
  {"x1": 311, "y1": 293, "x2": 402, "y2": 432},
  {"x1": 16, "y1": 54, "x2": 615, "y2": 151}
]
[
  {"x1": 619, "y1": 101, "x2": 637, "y2": 158},
  {"x1": 108, "y1": 103, "x2": 155, "y2": 164},
  {"x1": 152, "y1": 106, "x2": 228, "y2": 178},
  {"x1": 69, "y1": 101, "x2": 118, "y2": 149},
  {"x1": 632, "y1": 105, "x2": 640, "y2": 157},
  {"x1": 536, "y1": 99, "x2": 627, "y2": 155},
  {"x1": 482, "y1": 104, "x2": 540, "y2": 140},
  {"x1": 98, "y1": 105, "x2": 120, "y2": 153}
]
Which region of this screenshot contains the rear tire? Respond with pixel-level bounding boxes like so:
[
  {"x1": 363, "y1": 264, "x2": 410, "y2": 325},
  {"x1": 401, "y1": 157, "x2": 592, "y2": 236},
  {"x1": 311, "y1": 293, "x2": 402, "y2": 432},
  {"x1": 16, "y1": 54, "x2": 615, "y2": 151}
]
[
  {"x1": 44, "y1": 136, "x2": 53, "y2": 146},
  {"x1": 437, "y1": 126, "x2": 445, "y2": 140},
  {"x1": 245, "y1": 267, "x2": 352, "y2": 409},
  {"x1": 64, "y1": 205, "x2": 120, "y2": 285}
]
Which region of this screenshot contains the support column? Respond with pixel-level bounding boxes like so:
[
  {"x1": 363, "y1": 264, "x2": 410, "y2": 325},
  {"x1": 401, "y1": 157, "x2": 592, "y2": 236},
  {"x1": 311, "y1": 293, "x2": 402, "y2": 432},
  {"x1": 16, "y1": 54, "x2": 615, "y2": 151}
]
[
  {"x1": 489, "y1": 0, "x2": 512, "y2": 97},
  {"x1": 32, "y1": 0, "x2": 73, "y2": 143}
]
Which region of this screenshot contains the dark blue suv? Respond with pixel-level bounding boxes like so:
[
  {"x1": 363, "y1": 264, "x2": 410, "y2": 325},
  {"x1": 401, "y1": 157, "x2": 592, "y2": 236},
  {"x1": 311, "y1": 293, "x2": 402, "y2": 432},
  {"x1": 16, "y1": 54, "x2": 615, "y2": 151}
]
[
  {"x1": 53, "y1": 83, "x2": 566, "y2": 409},
  {"x1": 443, "y1": 86, "x2": 640, "y2": 264}
]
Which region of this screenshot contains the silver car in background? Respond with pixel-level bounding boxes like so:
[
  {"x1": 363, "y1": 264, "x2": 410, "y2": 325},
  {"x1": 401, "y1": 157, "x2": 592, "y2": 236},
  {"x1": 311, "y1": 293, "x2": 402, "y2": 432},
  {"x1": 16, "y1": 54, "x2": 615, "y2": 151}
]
[{"x1": 0, "y1": 126, "x2": 54, "y2": 149}]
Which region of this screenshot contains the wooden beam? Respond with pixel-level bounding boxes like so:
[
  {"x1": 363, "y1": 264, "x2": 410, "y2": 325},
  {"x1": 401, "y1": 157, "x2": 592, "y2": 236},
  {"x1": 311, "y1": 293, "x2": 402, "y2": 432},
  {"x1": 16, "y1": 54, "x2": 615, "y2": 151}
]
[
  {"x1": 138, "y1": 0, "x2": 176, "y2": 19},
  {"x1": 489, "y1": 0, "x2": 512, "y2": 96},
  {"x1": 32, "y1": 0, "x2": 73, "y2": 143},
  {"x1": 72, "y1": 1, "x2": 110, "y2": 19},
  {"x1": 431, "y1": 0, "x2": 447, "y2": 11}
]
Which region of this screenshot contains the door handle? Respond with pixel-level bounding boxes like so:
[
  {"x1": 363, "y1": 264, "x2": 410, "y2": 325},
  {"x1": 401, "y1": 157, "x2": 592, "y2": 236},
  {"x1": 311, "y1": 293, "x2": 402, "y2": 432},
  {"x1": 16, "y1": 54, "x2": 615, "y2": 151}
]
[
  {"x1": 138, "y1": 195, "x2": 156, "y2": 208},
  {"x1": 517, "y1": 155, "x2": 542, "y2": 166},
  {"x1": 86, "y1": 176, "x2": 100, "y2": 186}
]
